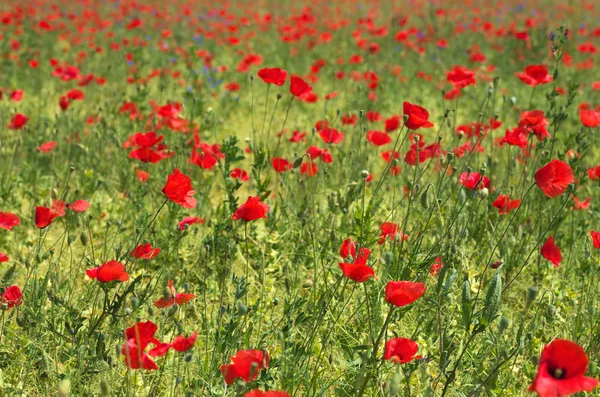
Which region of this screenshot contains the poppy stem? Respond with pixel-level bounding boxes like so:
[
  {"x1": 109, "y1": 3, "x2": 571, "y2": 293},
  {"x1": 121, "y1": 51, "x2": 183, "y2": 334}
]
[
  {"x1": 271, "y1": 95, "x2": 295, "y2": 160},
  {"x1": 260, "y1": 84, "x2": 270, "y2": 144}
]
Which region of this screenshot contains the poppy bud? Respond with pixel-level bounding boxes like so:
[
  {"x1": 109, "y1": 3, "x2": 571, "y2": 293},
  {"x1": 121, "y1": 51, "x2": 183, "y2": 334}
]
[
  {"x1": 273, "y1": 298, "x2": 279, "y2": 306},
  {"x1": 388, "y1": 370, "x2": 402, "y2": 396},
  {"x1": 292, "y1": 157, "x2": 303, "y2": 169},
  {"x1": 168, "y1": 303, "x2": 179, "y2": 316},
  {"x1": 276, "y1": 93, "x2": 282, "y2": 100},
  {"x1": 68, "y1": 235, "x2": 75, "y2": 245},
  {"x1": 466, "y1": 166, "x2": 472, "y2": 174},
  {"x1": 403, "y1": 114, "x2": 409, "y2": 122},
  {"x1": 336, "y1": 109, "x2": 340, "y2": 116},
  {"x1": 478, "y1": 188, "x2": 489, "y2": 199},
  {"x1": 184, "y1": 352, "x2": 193, "y2": 362},
  {"x1": 184, "y1": 283, "x2": 190, "y2": 292},
  {"x1": 359, "y1": 110, "x2": 364, "y2": 118},
  {"x1": 130, "y1": 296, "x2": 140, "y2": 309},
  {"x1": 491, "y1": 260, "x2": 503, "y2": 269},
  {"x1": 163, "y1": 287, "x2": 171, "y2": 301},
  {"x1": 499, "y1": 315, "x2": 510, "y2": 333},
  {"x1": 238, "y1": 303, "x2": 249, "y2": 315},
  {"x1": 446, "y1": 152, "x2": 454, "y2": 163},
  {"x1": 546, "y1": 304, "x2": 556, "y2": 322},
  {"x1": 510, "y1": 96, "x2": 516, "y2": 105},
  {"x1": 488, "y1": 88, "x2": 493, "y2": 97},
  {"x1": 360, "y1": 170, "x2": 370, "y2": 179},
  {"x1": 526, "y1": 286, "x2": 538, "y2": 307},
  {"x1": 80, "y1": 232, "x2": 88, "y2": 246},
  {"x1": 566, "y1": 183, "x2": 575, "y2": 194}
]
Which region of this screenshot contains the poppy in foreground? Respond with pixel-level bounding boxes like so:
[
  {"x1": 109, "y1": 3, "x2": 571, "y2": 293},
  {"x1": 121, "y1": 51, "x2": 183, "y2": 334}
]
[
  {"x1": 232, "y1": 196, "x2": 270, "y2": 221},
  {"x1": 384, "y1": 338, "x2": 421, "y2": 364},
  {"x1": 339, "y1": 248, "x2": 374, "y2": 282},
  {"x1": 517, "y1": 64, "x2": 553, "y2": 86},
  {"x1": 132, "y1": 243, "x2": 161, "y2": 260},
  {"x1": 121, "y1": 321, "x2": 161, "y2": 370},
  {"x1": 178, "y1": 216, "x2": 205, "y2": 230},
  {"x1": 35, "y1": 206, "x2": 59, "y2": 229},
  {"x1": 86, "y1": 260, "x2": 129, "y2": 282},
  {"x1": 535, "y1": 160, "x2": 574, "y2": 198},
  {"x1": 290, "y1": 75, "x2": 312, "y2": 98},
  {"x1": 257, "y1": 67, "x2": 287, "y2": 86},
  {"x1": 221, "y1": 349, "x2": 270, "y2": 385},
  {"x1": 492, "y1": 195, "x2": 521, "y2": 214},
  {"x1": 529, "y1": 339, "x2": 598, "y2": 397},
  {"x1": 385, "y1": 281, "x2": 426, "y2": 307},
  {"x1": 591, "y1": 231, "x2": 600, "y2": 249},
  {"x1": 162, "y1": 169, "x2": 197, "y2": 208}
]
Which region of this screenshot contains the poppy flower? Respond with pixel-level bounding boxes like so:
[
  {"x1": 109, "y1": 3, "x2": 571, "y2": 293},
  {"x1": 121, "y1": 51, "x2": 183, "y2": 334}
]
[
  {"x1": 230, "y1": 168, "x2": 250, "y2": 182},
  {"x1": 385, "y1": 115, "x2": 401, "y2": 132},
  {"x1": 590, "y1": 231, "x2": 600, "y2": 249},
  {"x1": 221, "y1": 350, "x2": 270, "y2": 385},
  {"x1": 122, "y1": 321, "x2": 162, "y2": 370},
  {"x1": 10, "y1": 90, "x2": 23, "y2": 102},
  {"x1": 232, "y1": 196, "x2": 270, "y2": 221},
  {"x1": 132, "y1": 243, "x2": 161, "y2": 260},
  {"x1": 339, "y1": 248, "x2": 374, "y2": 282},
  {"x1": 458, "y1": 172, "x2": 491, "y2": 190},
  {"x1": 378, "y1": 222, "x2": 408, "y2": 245},
  {"x1": 385, "y1": 281, "x2": 426, "y2": 307},
  {"x1": 37, "y1": 141, "x2": 58, "y2": 153},
  {"x1": 289, "y1": 130, "x2": 307, "y2": 142},
  {"x1": 492, "y1": 195, "x2": 521, "y2": 214},
  {"x1": 579, "y1": 109, "x2": 600, "y2": 128},
  {"x1": 171, "y1": 332, "x2": 198, "y2": 352},
  {"x1": 0, "y1": 212, "x2": 20, "y2": 231},
  {"x1": 257, "y1": 68, "x2": 287, "y2": 86},
  {"x1": 318, "y1": 128, "x2": 344, "y2": 144},
  {"x1": 1, "y1": 285, "x2": 23, "y2": 309},
  {"x1": 517, "y1": 65, "x2": 553, "y2": 86},
  {"x1": 136, "y1": 170, "x2": 150, "y2": 182},
  {"x1": 244, "y1": 390, "x2": 290, "y2": 397},
  {"x1": 8, "y1": 113, "x2": 28, "y2": 130},
  {"x1": 529, "y1": 339, "x2": 598, "y2": 397},
  {"x1": 384, "y1": 338, "x2": 421, "y2": 364},
  {"x1": 340, "y1": 238, "x2": 356, "y2": 259},
  {"x1": 572, "y1": 197, "x2": 590, "y2": 210},
  {"x1": 300, "y1": 163, "x2": 318, "y2": 177},
  {"x1": 162, "y1": 169, "x2": 197, "y2": 209},
  {"x1": 447, "y1": 65, "x2": 476, "y2": 88},
  {"x1": 69, "y1": 200, "x2": 90, "y2": 212},
  {"x1": 178, "y1": 216, "x2": 205, "y2": 231},
  {"x1": 588, "y1": 166, "x2": 600, "y2": 181},
  {"x1": 86, "y1": 260, "x2": 129, "y2": 282},
  {"x1": 290, "y1": 75, "x2": 312, "y2": 97},
  {"x1": 541, "y1": 236, "x2": 561, "y2": 267},
  {"x1": 366, "y1": 131, "x2": 392, "y2": 146},
  {"x1": 35, "y1": 206, "x2": 59, "y2": 229},
  {"x1": 429, "y1": 256, "x2": 445, "y2": 276},
  {"x1": 499, "y1": 128, "x2": 528, "y2": 148},
  {"x1": 535, "y1": 160, "x2": 574, "y2": 198},
  {"x1": 0, "y1": 252, "x2": 8, "y2": 263},
  {"x1": 519, "y1": 110, "x2": 550, "y2": 141},
  {"x1": 154, "y1": 280, "x2": 196, "y2": 308},
  {"x1": 403, "y1": 102, "x2": 434, "y2": 130}
]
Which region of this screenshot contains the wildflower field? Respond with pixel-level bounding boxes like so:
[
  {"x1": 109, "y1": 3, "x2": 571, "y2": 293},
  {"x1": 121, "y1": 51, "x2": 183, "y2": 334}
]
[{"x1": 1, "y1": 0, "x2": 600, "y2": 396}]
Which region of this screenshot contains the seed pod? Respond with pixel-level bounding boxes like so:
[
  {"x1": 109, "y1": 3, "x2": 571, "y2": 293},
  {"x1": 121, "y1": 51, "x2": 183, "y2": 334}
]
[
  {"x1": 526, "y1": 286, "x2": 538, "y2": 307},
  {"x1": 461, "y1": 280, "x2": 472, "y2": 329},
  {"x1": 80, "y1": 232, "x2": 88, "y2": 246},
  {"x1": 167, "y1": 303, "x2": 179, "y2": 317},
  {"x1": 499, "y1": 315, "x2": 510, "y2": 333}
]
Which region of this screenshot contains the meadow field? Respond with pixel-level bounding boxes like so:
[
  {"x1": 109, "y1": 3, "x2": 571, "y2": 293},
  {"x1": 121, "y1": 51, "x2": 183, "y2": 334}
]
[{"x1": 1, "y1": 0, "x2": 600, "y2": 396}]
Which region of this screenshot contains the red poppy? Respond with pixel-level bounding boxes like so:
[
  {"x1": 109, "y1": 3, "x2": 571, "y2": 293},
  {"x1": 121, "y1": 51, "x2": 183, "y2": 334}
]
[
  {"x1": 572, "y1": 197, "x2": 590, "y2": 210},
  {"x1": 1, "y1": 285, "x2": 23, "y2": 309},
  {"x1": 384, "y1": 338, "x2": 421, "y2": 364},
  {"x1": 492, "y1": 195, "x2": 521, "y2": 214},
  {"x1": 86, "y1": 260, "x2": 129, "y2": 282},
  {"x1": 8, "y1": 113, "x2": 28, "y2": 130},
  {"x1": 318, "y1": 128, "x2": 344, "y2": 144},
  {"x1": 458, "y1": 172, "x2": 491, "y2": 191},
  {"x1": 0, "y1": 212, "x2": 20, "y2": 231},
  {"x1": 579, "y1": 109, "x2": 600, "y2": 128},
  {"x1": 171, "y1": 332, "x2": 198, "y2": 352},
  {"x1": 230, "y1": 168, "x2": 250, "y2": 182},
  {"x1": 257, "y1": 68, "x2": 287, "y2": 86},
  {"x1": 519, "y1": 110, "x2": 550, "y2": 141},
  {"x1": 244, "y1": 390, "x2": 290, "y2": 397},
  {"x1": 232, "y1": 196, "x2": 270, "y2": 221},
  {"x1": 122, "y1": 321, "x2": 161, "y2": 370},
  {"x1": 588, "y1": 166, "x2": 600, "y2": 181},
  {"x1": 447, "y1": 65, "x2": 476, "y2": 88},
  {"x1": 499, "y1": 128, "x2": 528, "y2": 148},
  {"x1": 300, "y1": 162, "x2": 318, "y2": 177},
  {"x1": 35, "y1": 206, "x2": 59, "y2": 229},
  {"x1": 385, "y1": 281, "x2": 426, "y2": 307},
  {"x1": 403, "y1": 102, "x2": 434, "y2": 130},
  {"x1": 306, "y1": 146, "x2": 323, "y2": 160},
  {"x1": 290, "y1": 75, "x2": 312, "y2": 97},
  {"x1": 69, "y1": 200, "x2": 90, "y2": 212},
  {"x1": 339, "y1": 248, "x2": 374, "y2": 283},
  {"x1": 10, "y1": 90, "x2": 23, "y2": 102},
  {"x1": 384, "y1": 115, "x2": 401, "y2": 132},
  {"x1": 517, "y1": 65, "x2": 553, "y2": 86},
  {"x1": 0, "y1": 252, "x2": 8, "y2": 263},
  {"x1": 541, "y1": 236, "x2": 562, "y2": 267},
  {"x1": 340, "y1": 238, "x2": 356, "y2": 259},
  {"x1": 132, "y1": 243, "x2": 161, "y2": 260},
  {"x1": 535, "y1": 160, "x2": 574, "y2": 198},
  {"x1": 529, "y1": 339, "x2": 598, "y2": 397},
  {"x1": 366, "y1": 131, "x2": 392, "y2": 146},
  {"x1": 289, "y1": 130, "x2": 307, "y2": 142},
  {"x1": 429, "y1": 256, "x2": 445, "y2": 276},
  {"x1": 178, "y1": 216, "x2": 205, "y2": 231},
  {"x1": 378, "y1": 222, "x2": 408, "y2": 245},
  {"x1": 37, "y1": 141, "x2": 58, "y2": 153},
  {"x1": 591, "y1": 231, "x2": 600, "y2": 249},
  {"x1": 221, "y1": 350, "x2": 270, "y2": 385},
  {"x1": 162, "y1": 169, "x2": 197, "y2": 209},
  {"x1": 154, "y1": 280, "x2": 196, "y2": 308},
  {"x1": 404, "y1": 142, "x2": 440, "y2": 166},
  {"x1": 136, "y1": 170, "x2": 150, "y2": 182}
]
